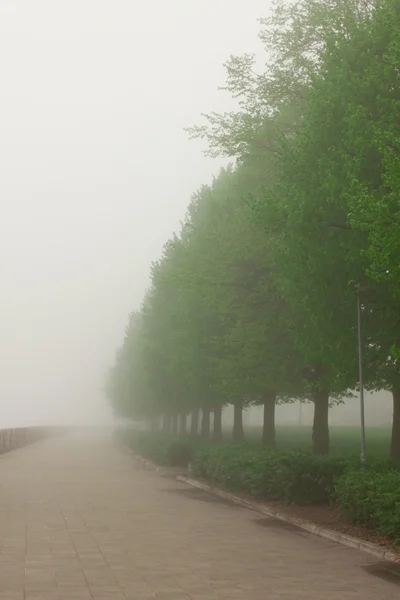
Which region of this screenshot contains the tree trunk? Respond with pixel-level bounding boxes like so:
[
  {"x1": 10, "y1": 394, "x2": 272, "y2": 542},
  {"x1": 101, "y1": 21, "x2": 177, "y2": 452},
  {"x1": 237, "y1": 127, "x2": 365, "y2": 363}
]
[
  {"x1": 312, "y1": 389, "x2": 330, "y2": 454},
  {"x1": 179, "y1": 413, "x2": 187, "y2": 436},
  {"x1": 171, "y1": 414, "x2": 178, "y2": 436},
  {"x1": 200, "y1": 407, "x2": 210, "y2": 440},
  {"x1": 232, "y1": 399, "x2": 245, "y2": 443},
  {"x1": 162, "y1": 415, "x2": 171, "y2": 433},
  {"x1": 390, "y1": 388, "x2": 400, "y2": 460},
  {"x1": 262, "y1": 391, "x2": 276, "y2": 447},
  {"x1": 190, "y1": 408, "x2": 199, "y2": 436},
  {"x1": 213, "y1": 405, "x2": 223, "y2": 442}
]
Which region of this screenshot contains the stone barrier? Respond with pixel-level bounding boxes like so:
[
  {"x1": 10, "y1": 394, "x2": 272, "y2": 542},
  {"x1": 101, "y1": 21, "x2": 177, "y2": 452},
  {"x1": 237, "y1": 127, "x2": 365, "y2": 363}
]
[{"x1": 0, "y1": 426, "x2": 65, "y2": 455}]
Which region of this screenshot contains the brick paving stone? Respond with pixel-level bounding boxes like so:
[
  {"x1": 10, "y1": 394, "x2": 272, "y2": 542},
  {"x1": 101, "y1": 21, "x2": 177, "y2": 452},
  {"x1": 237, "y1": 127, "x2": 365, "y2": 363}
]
[{"x1": 0, "y1": 429, "x2": 397, "y2": 598}]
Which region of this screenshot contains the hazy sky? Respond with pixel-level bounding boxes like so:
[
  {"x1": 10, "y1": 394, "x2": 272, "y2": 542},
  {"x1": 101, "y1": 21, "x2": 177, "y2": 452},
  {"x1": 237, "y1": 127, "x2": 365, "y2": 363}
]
[{"x1": 0, "y1": 0, "x2": 269, "y2": 426}]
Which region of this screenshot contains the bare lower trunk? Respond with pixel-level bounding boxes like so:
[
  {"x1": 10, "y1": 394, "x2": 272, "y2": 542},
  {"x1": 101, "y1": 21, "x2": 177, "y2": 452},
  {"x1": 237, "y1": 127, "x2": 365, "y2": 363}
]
[
  {"x1": 171, "y1": 414, "x2": 178, "y2": 436},
  {"x1": 190, "y1": 408, "x2": 199, "y2": 436},
  {"x1": 179, "y1": 413, "x2": 187, "y2": 436},
  {"x1": 262, "y1": 391, "x2": 276, "y2": 447},
  {"x1": 232, "y1": 399, "x2": 244, "y2": 443},
  {"x1": 212, "y1": 405, "x2": 223, "y2": 442},
  {"x1": 312, "y1": 389, "x2": 329, "y2": 455},
  {"x1": 390, "y1": 388, "x2": 400, "y2": 460},
  {"x1": 200, "y1": 407, "x2": 210, "y2": 440}
]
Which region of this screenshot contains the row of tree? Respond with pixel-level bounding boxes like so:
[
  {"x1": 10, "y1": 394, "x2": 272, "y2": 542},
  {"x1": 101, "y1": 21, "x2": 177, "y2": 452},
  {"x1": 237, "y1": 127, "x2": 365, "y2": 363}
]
[{"x1": 108, "y1": 0, "x2": 400, "y2": 457}]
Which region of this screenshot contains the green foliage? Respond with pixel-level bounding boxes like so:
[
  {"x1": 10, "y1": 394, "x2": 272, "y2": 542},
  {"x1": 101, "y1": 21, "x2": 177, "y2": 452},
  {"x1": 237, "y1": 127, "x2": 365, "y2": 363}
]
[
  {"x1": 186, "y1": 0, "x2": 373, "y2": 158},
  {"x1": 335, "y1": 467, "x2": 400, "y2": 541},
  {"x1": 108, "y1": 0, "x2": 400, "y2": 544},
  {"x1": 283, "y1": 453, "x2": 357, "y2": 505},
  {"x1": 108, "y1": 0, "x2": 400, "y2": 459},
  {"x1": 191, "y1": 444, "x2": 355, "y2": 505},
  {"x1": 124, "y1": 431, "x2": 197, "y2": 468},
  {"x1": 192, "y1": 445, "x2": 287, "y2": 500},
  {"x1": 127, "y1": 427, "x2": 400, "y2": 539}
]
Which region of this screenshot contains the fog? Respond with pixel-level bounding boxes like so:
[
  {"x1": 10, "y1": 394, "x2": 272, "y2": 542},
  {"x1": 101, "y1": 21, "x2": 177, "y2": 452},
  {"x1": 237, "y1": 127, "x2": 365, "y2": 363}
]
[
  {"x1": 1, "y1": 1, "x2": 390, "y2": 431},
  {"x1": 0, "y1": 0, "x2": 272, "y2": 427},
  {"x1": 227, "y1": 391, "x2": 393, "y2": 430}
]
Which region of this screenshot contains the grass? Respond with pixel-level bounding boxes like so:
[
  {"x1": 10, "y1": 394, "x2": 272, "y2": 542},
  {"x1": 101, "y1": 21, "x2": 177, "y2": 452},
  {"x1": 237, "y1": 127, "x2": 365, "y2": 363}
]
[{"x1": 240, "y1": 425, "x2": 391, "y2": 456}]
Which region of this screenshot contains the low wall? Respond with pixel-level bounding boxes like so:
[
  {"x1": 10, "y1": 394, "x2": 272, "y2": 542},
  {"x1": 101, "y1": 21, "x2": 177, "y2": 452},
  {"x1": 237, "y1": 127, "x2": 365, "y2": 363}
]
[{"x1": 0, "y1": 426, "x2": 64, "y2": 454}]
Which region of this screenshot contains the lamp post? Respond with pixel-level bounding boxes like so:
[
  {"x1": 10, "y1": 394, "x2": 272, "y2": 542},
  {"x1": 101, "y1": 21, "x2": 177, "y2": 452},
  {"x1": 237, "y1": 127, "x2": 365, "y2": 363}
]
[{"x1": 357, "y1": 292, "x2": 366, "y2": 463}]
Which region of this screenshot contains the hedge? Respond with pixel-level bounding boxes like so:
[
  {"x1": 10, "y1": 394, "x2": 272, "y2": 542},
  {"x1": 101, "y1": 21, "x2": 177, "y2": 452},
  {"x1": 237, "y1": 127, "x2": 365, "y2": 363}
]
[
  {"x1": 122, "y1": 430, "x2": 400, "y2": 541},
  {"x1": 334, "y1": 468, "x2": 400, "y2": 542},
  {"x1": 122, "y1": 430, "x2": 197, "y2": 467},
  {"x1": 191, "y1": 444, "x2": 356, "y2": 505}
]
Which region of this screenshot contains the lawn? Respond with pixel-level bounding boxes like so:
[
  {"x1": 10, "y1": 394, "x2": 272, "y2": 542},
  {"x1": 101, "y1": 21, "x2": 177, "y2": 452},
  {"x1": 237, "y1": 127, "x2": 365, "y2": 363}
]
[{"x1": 241, "y1": 425, "x2": 391, "y2": 456}]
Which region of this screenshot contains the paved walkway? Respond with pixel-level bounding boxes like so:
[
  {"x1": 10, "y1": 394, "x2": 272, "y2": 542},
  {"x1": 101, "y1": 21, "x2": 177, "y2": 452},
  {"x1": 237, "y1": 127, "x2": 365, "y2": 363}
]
[{"x1": 0, "y1": 431, "x2": 398, "y2": 600}]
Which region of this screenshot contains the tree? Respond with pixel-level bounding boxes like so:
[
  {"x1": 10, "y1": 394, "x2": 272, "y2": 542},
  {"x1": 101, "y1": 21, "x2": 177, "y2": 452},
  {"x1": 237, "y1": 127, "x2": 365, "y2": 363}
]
[
  {"x1": 186, "y1": 0, "x2": 374, "y2": 158},
  {"x1": 109, "y1": 0, "x2": 400, "y2": 460},
  {"x1": 184, "y1": 0, "x2": 379, "y2": 454},
  {"x1": 254, "y1": 0, "x2": 400, "y2": 456}
]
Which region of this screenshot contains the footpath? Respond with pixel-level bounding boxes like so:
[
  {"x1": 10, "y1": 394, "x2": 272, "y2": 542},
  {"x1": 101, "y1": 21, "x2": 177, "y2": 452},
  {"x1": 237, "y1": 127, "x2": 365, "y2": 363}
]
[{"x1": 0, "y1": 431, "x2": 397, "y2": 599}]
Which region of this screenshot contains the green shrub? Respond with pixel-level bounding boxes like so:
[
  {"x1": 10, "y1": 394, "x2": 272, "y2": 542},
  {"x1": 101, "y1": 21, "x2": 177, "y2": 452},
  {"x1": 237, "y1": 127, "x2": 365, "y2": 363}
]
[
  {"x1": 335, "y1": 468, "x2": 400, "y2": 541},
  {"x1": 164, "y1": 439, "x2": 194, "y2": 466},
  {"x1": 123, "y1": 430, "x2": 400, "y2": 540},
  {"x1": 123, "y1": 431, "x2": 196, "y2": 467},
  {"x1": 283, "y1": 453, "x2": 357, "y2": 505},
  {"x1": 192, "y1": 445, "x2": 286, "y2": 499},
  {"x1": 191, "y1": 444, "x2": 355, "y2": 505}
]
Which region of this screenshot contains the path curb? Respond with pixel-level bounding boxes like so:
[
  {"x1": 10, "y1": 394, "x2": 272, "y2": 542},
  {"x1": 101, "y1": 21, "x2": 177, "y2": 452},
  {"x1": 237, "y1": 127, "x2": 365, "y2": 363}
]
[{"x1": 177, "y1": 475, "x2": 400, "y2": 565}]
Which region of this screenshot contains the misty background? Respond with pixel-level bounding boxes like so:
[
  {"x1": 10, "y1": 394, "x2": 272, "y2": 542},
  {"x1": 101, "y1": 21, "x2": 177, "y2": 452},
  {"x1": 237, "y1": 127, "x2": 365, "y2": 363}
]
[{"x1": 0, "y1": 0, "x2": 391, "y2": 428}]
